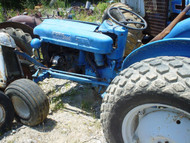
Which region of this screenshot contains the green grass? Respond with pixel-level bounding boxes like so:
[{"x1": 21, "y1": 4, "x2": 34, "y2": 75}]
[
  {"x1": 52, "y1": 101, "x2": 65, "y2": 111},
  {"x1": 73, "y1": 2, "x2": 111, "y2": 22},
  {"x1": 49, "y1": 85, "x2": 97, "y2": 115},
  {"x1": 0, "y1": 4, "x2": 4, "y2": 22},
  {"x1": 50, "y1": 87, "x2": 78, "y2": 112},
  {"x1": 81, "y1": 100, "x2": 93, "y2": 111}
]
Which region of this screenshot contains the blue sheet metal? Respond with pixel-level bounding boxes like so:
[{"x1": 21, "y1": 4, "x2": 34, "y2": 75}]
[
  {"x1": 99, "y1": 20, "x2": 128, "y2": 60},
  {"x1": 165, "y1": 18, "x2": 190, "y2": 39},
  {"x1": 171, "y1": 0, "x2": 190, "y2": 15},
  {"x1": 34, "y1": 19, "x2": 113, "y2": 54},
  {"x1": 122, "y1": 38, "x2": 190, "y2": 69},
  {"x1": 33, "y1": 68, "x2": 109, "y2": 86}
]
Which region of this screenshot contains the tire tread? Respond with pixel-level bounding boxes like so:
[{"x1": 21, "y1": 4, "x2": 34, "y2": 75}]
[{"x1": 101, "y1": 56, "x2": 190, "y2": 143}]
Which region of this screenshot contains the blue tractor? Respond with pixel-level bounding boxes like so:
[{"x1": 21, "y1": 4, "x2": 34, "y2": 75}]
[{"x1": 0, "y1": 1, "x2": 190, "y2": 142}]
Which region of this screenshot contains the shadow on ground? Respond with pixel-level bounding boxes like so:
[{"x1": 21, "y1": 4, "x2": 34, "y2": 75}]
[
  {"x1": 46, "y1": 81, "x2": 104, "y2": 119},
  {"x1": 0, "y1": 118, "x2": 57, "y2": 139}
]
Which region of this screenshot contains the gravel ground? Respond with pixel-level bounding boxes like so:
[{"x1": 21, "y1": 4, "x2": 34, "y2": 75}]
[{"x1": 0, "y1": 78, "x2": 106, "y2": 143}]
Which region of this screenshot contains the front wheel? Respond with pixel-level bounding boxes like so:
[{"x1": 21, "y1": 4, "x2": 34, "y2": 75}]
[
  {"x1": 101, "y1": 56, "x2": 190, "y2": 143},
  {"x1": 5, "y1": 79, "x2": 49, "y2": 126},
  {"x1": 0, "y1": 91, "x2": 14, "y2": 134}
]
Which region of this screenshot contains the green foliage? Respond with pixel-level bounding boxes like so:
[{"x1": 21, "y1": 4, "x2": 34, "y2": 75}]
[
  {"x1": 21, "y1": 0, "x2": 38, "y2": 9},
  {"x1": 73, "y1": 2, "x2": 111, "y2": 22},
  {"x1": 0, "y1": 4, "x2": 4, "y2": 22},
  {"x1": 52, "y1": 101, "x2": 65, "y2": 111},
  {"x1": 81, "y1": 100, "x2": 93, "y2": 111},
  {"x1": 51, "y1": 0, "x2": 70, "y2": 9},
  {"x1": 1, "y1": 0, "x2": 50, "y2": 10}
]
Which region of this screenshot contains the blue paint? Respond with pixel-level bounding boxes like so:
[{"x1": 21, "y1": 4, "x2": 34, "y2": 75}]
[
  {"x1": 94, "y1": 53, "x2": 104, "y2": 66},
  {"x1": 164, "y1": 18, "x2": 190, "y2": 39},
  {"x1": 99, "y1": 20, "x2": 128, "y2": 60},
  {"x1": 30, "y1": 19, "x2": 128, "y2": 87},
  {"x1": 34, "y1": 19, "x2": 113, "y2": 54},
  {"x1": 33, "y1": 68, "x2": 109, "y2": 86},
  {"x1": 85, "y1": 59, "x2": 117, "y2": 83},
  {"x1": 78, "y1": 51, "x2": 85, "y2": 66},
  {"x1": 171, "y1": 0, "x2": 190, "y2": 15},
  {"x1": 122, "y1": 38, "x2": 190, "y2": 69},
  {"x1": 101, "y1": 92, "x2": 106, "y2": 98},
  {"x1": 30, "y1": 38, "x2": 41, "y2": 49}
]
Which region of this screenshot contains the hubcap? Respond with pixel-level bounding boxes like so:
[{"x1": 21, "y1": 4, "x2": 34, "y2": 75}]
[
  {"x1": 122, "y1": 104, "x2": 190, "y2": 143},
  {"x1": 11, "y1": 96, "x2": 30, "y2": 119},
  {"x1": 0, "y1": 105, "x2": 5, "y2": 125}
]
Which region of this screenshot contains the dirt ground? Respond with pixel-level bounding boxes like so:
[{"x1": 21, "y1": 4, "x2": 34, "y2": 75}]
[{"x1": 0, "y1": 78, "x2": 106, "y2": 143}]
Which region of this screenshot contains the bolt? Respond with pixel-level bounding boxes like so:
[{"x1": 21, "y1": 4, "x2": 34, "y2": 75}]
[
  {"x1": 138, "y1": 110, "x2": 144, "y2": 115},
  {"x1": 176, "y1": 120, "x2": 181, "y2": 124}
]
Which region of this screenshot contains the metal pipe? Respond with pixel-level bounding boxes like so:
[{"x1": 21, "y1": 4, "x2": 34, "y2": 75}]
[{"x1": 48, "y1": 71, "x2": 109, "y2": 86}]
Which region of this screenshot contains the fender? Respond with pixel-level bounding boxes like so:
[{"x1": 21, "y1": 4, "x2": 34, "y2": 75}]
[
  {"x1": 164, "y1": 18, "x2": 190, "y2": 39},
  {"x1": 8, "y1": 15, "x2": 42, "y2": 29},
  {"x1": 122, "y1": 38, "x2": 190, "y2": 69}
]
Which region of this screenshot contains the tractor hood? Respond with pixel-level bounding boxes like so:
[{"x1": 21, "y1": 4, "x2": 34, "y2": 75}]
[{"x1": 33, "y1": 19, "x2": 113, "y2": 54}]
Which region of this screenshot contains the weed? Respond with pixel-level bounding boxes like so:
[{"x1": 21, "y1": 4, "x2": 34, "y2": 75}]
[
  {"x1": 73, "y1": 2, "x2": 111, "y2": 22},
  {"x1": 51, "y1": 95, "x2": 63, "y2": 103},
  {"x1": 51, "y1": 0, "x2": 70, "y2": 9},
  {"x1": 81, "y1": 100, "x2": 94, "y2": 112},
  {"x1": 52, "y1": 101, "x2": 65, "y2": 112},
  {"x1": 65, "y1": 82, "x2": 71, "y2": 89},
  {"x1": 63, "y1": 88, "x2": 78, "y2": 96}
]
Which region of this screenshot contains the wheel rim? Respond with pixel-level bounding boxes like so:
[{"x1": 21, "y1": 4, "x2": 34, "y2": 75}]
[
  {"x1": 0, "y1": 105, "x2": 6, "y2": 125},
  {"x1": 122, "y1": 104, "x2": 190, "y2": 143},
  {"x1": 11, "y1": 96, "x2": 30, "y2": 119}
]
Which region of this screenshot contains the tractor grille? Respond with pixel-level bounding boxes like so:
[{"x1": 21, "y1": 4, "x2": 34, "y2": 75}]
[{"x1": 144, "y1": 0, "x2": 169, "y2": 36}]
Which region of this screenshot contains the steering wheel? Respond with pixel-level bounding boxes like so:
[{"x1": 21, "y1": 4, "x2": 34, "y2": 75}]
[{"x1": 107, "y1": 7, "x2": 147, "y2": 30}]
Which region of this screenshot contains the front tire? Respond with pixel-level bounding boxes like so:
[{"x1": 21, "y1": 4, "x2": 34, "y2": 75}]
[
  {"x1": 0, "y1": 91, "x2": 14, "y2": 134},
  {"x1": 101, "y1": 56, "x2": 190, "y2": 143},
  {"x1": 5, "y1": 79, "x2": 49, "y2": 126}
]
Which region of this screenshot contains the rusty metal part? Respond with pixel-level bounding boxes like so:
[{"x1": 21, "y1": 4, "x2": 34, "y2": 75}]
[
  {"x1": 144, "y1": 0, "x2": 169, "y2": 37},
  {"x1": 8, "y1": 15, "x2": 42, "y2": 29},
  {"x1": 150, "y1": 4, "x2": 190, "y2": 43}
]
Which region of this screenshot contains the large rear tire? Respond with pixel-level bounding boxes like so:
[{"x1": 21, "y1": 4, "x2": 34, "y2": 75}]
[
  {"x1": 101, "y1": 56, "x2": 190, "y2": 143},
  {"x1": 102, "y1": 3, "x2": 143, "y2": 56},
  {"x1": 0, "y1": 91, "x2": 14, "y2": 135},
  {"x1": 5, "y1": 79, "x2": 49, "y2": 126},
  {"x1": 0, "y1": 27, "x2": 35, "y2": 79},
  {"x1": 0, "y1": 27, "x2": 32, "y2": 55}
]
